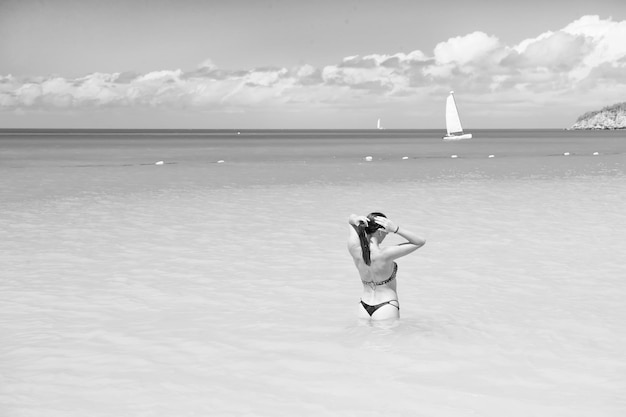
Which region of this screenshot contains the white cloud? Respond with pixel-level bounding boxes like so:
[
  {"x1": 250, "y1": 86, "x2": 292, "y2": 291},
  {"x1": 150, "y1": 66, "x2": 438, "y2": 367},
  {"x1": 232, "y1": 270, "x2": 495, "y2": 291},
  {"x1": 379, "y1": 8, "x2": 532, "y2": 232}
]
[
  {"x1": 514, "y1": 31, "x2": 555, "y2": 54},
  {"x1": 74, "y1": 73, "x2": 123, "y2": 105},
  {"x1": 506, "y1": 32, "x2": 588, "y2": 70},
  {"x1": 563, "y1": 15, "x2": 619, "y2": 39},
  {"x1": 296, "y1": 64, "x2": 316, "y2": 78},
  {"x1": 135, "y1": 69, "x2": 183, "y2": 83},
  {"x1": 245, "y1": 68, "x2": 288, "y2": 87},
  {"x1": 564, "y1": 15, "x2": 626, "y2": 79},
  {"x1": 512, "y1": 15, "x2": 626, "y2": 81},
  {"x1": 15, "y1": 83, "x2": 43, "y2": 106},
  {"x1": 1, "y1": 15, "x2": 625, "y2": 121},
  {"x1": 433, "y1": 31, "x2": 501, "y2": 65}
]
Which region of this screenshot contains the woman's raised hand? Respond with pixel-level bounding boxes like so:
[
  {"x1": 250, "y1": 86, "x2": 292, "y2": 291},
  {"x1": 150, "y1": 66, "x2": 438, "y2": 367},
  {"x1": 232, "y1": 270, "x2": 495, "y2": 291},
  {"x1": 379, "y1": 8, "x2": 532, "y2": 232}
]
[
  {"x1": 374, "y1": 216, "x2": 398, "y2": 233},
  {"x1": 349, "y1": 214, "x2": 370, "y2": 226}
]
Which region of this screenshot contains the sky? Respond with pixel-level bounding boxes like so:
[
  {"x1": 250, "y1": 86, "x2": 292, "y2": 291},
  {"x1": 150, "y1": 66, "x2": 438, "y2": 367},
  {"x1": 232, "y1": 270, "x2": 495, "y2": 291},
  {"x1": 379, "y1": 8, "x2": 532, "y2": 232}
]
[{"x1": 1, "y1": 0, "x2": 626, "y2": 129}]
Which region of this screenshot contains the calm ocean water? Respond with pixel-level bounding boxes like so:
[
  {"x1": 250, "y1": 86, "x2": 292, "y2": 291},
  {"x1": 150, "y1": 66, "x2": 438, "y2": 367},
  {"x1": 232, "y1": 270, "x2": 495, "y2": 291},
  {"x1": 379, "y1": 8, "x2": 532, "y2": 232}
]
[
  {"x1": 1, "y1": 129, "x2": 626, "y2": 416},
  {"x1": 2, "y1": 129, "x2": 626, "y2": 201}
]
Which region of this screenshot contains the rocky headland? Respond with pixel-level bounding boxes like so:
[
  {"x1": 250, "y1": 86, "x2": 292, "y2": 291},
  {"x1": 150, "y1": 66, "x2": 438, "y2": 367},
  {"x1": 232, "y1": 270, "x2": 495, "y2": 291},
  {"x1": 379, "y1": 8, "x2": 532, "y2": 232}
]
[{"x1": 570, "y1": 102, "x2": 626, "y2": 130}]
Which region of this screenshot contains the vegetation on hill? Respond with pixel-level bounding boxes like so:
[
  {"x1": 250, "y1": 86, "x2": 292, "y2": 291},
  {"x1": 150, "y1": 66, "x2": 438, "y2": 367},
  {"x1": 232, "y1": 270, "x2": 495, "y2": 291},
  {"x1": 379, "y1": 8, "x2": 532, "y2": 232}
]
[{"x1": 571, "y1": 102, "x2": 626, "y2": 129}]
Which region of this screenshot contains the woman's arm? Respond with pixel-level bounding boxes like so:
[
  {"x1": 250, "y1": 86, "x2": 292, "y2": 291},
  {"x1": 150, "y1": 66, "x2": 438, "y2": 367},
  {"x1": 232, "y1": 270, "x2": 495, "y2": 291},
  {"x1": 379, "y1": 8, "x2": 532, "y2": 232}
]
[
  {"x1": 386, "y1": 227, "x2": 426, "y2": 260},
  {"x1": 374, "y1": 216, "x2": 426, "y2": 260}
]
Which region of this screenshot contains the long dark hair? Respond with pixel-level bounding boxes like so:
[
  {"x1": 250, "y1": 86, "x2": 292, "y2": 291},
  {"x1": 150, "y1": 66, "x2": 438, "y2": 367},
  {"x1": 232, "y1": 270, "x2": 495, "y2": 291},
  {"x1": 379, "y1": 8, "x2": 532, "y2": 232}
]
[{"x1": 355, "y1": 212, "x2": 386, "y2": 266}]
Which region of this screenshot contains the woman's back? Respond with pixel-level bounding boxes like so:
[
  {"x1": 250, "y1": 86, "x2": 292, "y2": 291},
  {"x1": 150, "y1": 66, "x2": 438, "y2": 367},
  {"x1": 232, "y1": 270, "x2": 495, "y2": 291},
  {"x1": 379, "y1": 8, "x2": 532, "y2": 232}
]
[{"x1": 353, "y1": 251, "x2": 396, "y2": 284}]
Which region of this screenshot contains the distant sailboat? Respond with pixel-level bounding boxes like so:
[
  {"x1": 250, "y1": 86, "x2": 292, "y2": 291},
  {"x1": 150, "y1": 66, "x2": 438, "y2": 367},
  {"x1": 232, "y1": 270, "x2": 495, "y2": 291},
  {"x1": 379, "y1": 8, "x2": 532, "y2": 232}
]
[
  {"x1": 377, "y1": 118, "x2": 385, "y2": 130},
  {"x1": 443, "y1": 91, "x2": 472, "y2": 140}
]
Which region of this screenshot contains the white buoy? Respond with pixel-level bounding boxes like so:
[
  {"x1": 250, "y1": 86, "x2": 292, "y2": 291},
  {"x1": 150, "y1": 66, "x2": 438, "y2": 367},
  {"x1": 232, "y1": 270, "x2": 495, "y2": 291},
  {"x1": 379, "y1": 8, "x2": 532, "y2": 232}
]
[
  {"x1": 563, "y1": 152, "x2": 570, "y2": 156},
  {"x1": 365, "y1": 156, "x2": 373, "y2": 162},
  {"x1": 593, "y1": 152, "x2": 599, "y2": 156},
  {"x1": 217, "y1": 160, "x2": 225, "y2": 164},
  {"x1": 237, "y1": 131, "x2": 241, "y2": 135},
  {"x1": 488, "y1": 154, "x2": 495, "y2": 158},
  {"x1": 451, "y1": 155, "x2": 458, "y2": 159},
  {"x1": 155, "y1": 161, "x2": 164, "y2": 165},
  {"x1": 402, "y1": 156, "x2": 409, "y2": 160}
]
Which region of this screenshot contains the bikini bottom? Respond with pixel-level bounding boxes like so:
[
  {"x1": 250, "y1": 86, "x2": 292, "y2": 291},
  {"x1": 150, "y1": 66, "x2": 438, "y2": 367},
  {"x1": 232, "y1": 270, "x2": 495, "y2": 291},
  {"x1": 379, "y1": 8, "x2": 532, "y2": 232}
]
[{"x1": 360, "y1": 300, "x2": 399, "y2": 317}]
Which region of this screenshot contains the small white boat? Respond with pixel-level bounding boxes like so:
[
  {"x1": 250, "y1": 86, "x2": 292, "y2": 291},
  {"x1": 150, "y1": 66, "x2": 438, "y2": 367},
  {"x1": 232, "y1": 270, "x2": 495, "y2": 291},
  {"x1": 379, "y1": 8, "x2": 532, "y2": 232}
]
[
  {"x1": 443, "y1": 91, "x2": 472, "y2": 140},
  {"x1": 377, "y1": 118, "x2": 385, "y2": 130}
]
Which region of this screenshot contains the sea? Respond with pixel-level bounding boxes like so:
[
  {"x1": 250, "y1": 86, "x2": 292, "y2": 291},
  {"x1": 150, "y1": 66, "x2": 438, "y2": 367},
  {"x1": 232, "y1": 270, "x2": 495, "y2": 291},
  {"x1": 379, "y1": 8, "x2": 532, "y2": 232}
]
[{"x1": 1, "y1": 129, "x2": 625, "y2": 416}]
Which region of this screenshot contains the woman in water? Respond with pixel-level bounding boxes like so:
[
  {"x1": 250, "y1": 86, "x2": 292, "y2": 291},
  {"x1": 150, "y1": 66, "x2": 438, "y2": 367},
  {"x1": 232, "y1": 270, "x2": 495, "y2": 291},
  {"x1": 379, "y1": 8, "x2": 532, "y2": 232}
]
[{"x1": 348, "y1": 212, "x2": 426, "y2": 320}]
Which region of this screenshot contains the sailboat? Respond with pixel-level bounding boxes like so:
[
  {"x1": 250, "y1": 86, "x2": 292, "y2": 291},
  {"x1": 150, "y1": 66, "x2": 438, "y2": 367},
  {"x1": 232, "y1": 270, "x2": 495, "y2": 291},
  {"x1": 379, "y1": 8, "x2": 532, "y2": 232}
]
[
  {"x1": 377, "y1": 118, "x2": 385, "y2": 130},
  {"x1": 443, "y1": 91, "x2": 472, "y2": 140}
]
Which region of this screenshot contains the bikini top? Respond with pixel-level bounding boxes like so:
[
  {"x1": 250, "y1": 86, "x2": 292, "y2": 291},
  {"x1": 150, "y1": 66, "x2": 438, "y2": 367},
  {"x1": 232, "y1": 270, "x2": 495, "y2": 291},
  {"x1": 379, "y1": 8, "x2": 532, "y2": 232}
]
[{"x1": 362, "y1": 262, "x2": 397, "y2": 286}]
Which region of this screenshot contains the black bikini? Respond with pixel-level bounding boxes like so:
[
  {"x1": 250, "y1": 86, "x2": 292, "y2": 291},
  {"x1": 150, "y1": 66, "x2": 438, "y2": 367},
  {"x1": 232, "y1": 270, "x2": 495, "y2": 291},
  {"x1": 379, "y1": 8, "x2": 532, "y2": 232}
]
[
  {"x1": 360, "y1": 299, "x2": 400, "y2": 316},
  {"x1": 360, "y1": 262, "x2": 400, "y2": 317}
]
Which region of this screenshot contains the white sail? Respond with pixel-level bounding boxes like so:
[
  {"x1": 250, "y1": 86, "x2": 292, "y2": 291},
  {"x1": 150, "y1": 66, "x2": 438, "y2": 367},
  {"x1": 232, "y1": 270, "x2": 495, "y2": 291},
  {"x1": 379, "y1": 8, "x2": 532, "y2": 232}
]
[
  {"x1": 377, "y1": 118, "x2": 384, "y2": 130},
  {"x1": 443, "y1": 91, "x2": 472, "y2": 140},
  {"x1": 445, "y1": 93, "x2": 463, "y2": 135}
]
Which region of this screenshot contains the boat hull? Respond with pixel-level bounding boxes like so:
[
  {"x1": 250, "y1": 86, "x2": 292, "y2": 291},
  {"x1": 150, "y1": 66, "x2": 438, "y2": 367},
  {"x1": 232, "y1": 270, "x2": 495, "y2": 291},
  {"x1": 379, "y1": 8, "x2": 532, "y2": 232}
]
[{"x1": 442, "y1": 133, "x2": 473, "y2": 140}]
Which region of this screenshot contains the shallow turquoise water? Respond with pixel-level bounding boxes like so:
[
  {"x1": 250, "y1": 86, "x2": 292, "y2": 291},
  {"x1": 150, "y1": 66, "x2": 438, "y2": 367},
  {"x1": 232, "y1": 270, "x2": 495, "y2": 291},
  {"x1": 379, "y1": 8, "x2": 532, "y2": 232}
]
[{"x1": 1, "y1": 130, "x2": 625, "y2": 416}]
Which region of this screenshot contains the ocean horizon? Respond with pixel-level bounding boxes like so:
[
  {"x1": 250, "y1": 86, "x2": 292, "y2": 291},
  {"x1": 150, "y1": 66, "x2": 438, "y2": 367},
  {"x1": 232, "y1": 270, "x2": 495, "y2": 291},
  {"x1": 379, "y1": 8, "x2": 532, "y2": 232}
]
[{"x1": 1, "y1": 127, "x2": 621, "y2": 133}]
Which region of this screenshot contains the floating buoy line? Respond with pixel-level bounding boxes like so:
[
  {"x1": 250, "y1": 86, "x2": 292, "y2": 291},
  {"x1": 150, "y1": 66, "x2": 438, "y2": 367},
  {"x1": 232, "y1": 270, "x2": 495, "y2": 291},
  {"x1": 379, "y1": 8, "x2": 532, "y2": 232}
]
[
  {"x1": 152, "y1": 151, "x2": 604, "y2": 166},
  {"x1": 356, "y1": 152, "x2": 603, "y2": 161}
]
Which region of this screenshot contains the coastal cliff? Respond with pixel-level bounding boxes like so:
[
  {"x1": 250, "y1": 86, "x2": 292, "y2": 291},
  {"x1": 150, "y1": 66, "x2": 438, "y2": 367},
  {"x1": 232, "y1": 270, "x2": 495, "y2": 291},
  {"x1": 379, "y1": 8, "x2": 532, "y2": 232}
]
[{"x1": 570, "y1": 102, "x2": 626, "y2": 130}]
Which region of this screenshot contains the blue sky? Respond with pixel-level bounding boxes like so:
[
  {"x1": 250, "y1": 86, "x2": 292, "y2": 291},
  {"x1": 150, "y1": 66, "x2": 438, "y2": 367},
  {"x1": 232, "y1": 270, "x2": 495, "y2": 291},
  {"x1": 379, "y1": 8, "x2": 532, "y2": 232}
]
[{"x1": 1, "y1": 0, "x2": 625, "y2": 129}]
